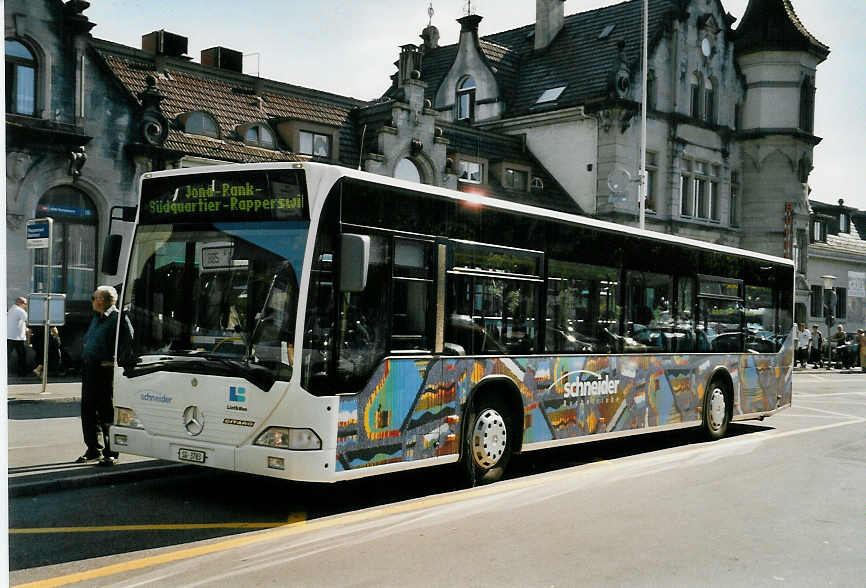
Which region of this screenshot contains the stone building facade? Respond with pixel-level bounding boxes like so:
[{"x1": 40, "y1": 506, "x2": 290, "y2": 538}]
[{"x1": 7, "y1": 0, "x2": 863, "y2": 364}]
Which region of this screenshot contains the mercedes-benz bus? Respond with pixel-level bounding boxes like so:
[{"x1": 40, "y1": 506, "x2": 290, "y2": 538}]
[{"x1": 110, "y1": 162, "x2": 794, "y2": 484}]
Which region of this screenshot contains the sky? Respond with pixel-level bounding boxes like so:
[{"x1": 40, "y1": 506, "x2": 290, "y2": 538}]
[{"x1": 83, "y1": 0, "x2": 866, "y2": 210}]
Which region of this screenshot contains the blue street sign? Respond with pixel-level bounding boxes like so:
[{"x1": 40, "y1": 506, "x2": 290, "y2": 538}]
[{"x1": 26, "y1": 219, "x2": 51, "y2": 249}]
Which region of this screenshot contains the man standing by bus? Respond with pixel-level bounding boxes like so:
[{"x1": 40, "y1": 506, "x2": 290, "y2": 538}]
[{"x1": 77, "y1": 285, "x2": 131, "y2": 467}]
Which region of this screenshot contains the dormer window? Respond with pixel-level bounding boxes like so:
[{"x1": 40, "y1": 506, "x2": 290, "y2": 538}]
[
  {"x1": 456, "y1": 76, "x2": 476, "y2": 121},
  {"x1": 457, "y1": 159, "x2": 483, "y2": 184},
  {"x1": 811, "y1": 218, "x2": 827, "y2": 243},
  {"x1": 840, "y1": 212, "x2": 850, "y2": 234},
  {"x1": 5, "y1": 39, "x2": 37, "y2": 116},
  {"x1": 242, "y1": 124, "x2": 276, "y2": 149},
  {"x1": 299, "y1": 130, "x2": 331, "y2": 158},
  {"x1": 504, "y1": 168, "x2": 528, "y2": 191},
  {"x1": 180, "y1": 111, "x2": 220, "y2": 138}
]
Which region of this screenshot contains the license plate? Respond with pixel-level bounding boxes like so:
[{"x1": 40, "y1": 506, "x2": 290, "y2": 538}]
[{"x1": 178, "y1": 448, "x2": 206, "y2": 463}]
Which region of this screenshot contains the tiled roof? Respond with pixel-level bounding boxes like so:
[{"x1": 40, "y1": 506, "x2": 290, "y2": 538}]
[
  {"x1": 418, "y1": 0, "x2": 677, "y2": 118},
  {"x1": 810, "y1": 200, "x2": 866, "y2": 258},
  {"x1": 91, "y1": 39, "x2": 365, "y2": 165},
  {"x1": 809, "y1": 233, "x2": 866, "y2": 258},
  {"x1": 735, "y1": 0, "x2": 829, "y2": 58}
]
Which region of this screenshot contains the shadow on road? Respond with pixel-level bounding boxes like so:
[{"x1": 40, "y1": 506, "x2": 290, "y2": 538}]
[
  {"x1": 8, "y1": 401, "x2": 79, "y2": 420},
  {"x1": 9, "y1": 421, "x2": 774, "y2": 572}
]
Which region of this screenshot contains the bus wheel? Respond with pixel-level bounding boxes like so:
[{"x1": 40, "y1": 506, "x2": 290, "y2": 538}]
[
  {"x1": 702, "y1": 379, "x2": 730, "y2": 440},
  {"x1": 462, "y1": 398, "x2": 512, "y2": 486}
]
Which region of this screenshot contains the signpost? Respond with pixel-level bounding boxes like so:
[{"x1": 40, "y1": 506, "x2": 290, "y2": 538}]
[{"x1": 25, "y1": 218, "x2": 54, "y2": 393}]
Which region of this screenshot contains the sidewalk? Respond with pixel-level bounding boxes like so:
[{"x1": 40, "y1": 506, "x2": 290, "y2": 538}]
[{"x1": 7, "y1": 379, "x2": 188, "y2": 497}]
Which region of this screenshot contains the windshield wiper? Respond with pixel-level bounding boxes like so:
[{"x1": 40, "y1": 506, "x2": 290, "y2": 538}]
[{"x1": 123, "y1": 351, "x2": 278, "y2": 391}]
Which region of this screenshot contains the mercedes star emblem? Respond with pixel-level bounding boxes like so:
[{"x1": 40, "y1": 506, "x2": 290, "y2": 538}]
[{"x1": 183, "y1": 405, "x2": 205, "y2": 436}]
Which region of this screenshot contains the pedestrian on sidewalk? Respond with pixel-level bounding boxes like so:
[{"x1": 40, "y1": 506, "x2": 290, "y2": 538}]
[
  {"x1": 858, "y1": 329, "x2": 866, "y2": 372},
  {"x1": 809, "y1": 325, "x2": 824, "y2": 368},
  {"x1": 796, "y1": 323, "x2": 811, "y2": 368},
  {"x1": 77, "y1": 285, "x2": 132, "y2": 467},
  {"x1": 7, "y1": 296, "x2": 31, "y2": 377}
]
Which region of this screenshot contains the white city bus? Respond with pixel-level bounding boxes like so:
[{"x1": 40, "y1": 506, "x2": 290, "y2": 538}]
[{"x1": 111, "y1": 162, "x2": 794, "y2": 484}]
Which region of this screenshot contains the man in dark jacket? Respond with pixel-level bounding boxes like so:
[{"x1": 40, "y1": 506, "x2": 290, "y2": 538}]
[{"x1": 76, "y1": 285, "x2": 132, "y2": 466}]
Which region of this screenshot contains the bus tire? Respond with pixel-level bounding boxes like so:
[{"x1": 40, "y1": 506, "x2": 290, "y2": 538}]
[
  {"x1": 461, "y1": 396, "x2": 512, "y2": 486},
  {"x1": 702, "y1": 377, "x2": 730, "y2": 440}
]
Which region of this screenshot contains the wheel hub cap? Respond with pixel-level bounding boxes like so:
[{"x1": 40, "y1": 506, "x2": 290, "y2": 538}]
[
  {"x1": 709, "y1": 388, "x2": 726, "y2": 430},
  {"x1": 471, "y1": 408, "x2": 507, "y2": 469}
]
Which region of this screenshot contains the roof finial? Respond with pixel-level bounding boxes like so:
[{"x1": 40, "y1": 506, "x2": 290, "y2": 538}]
[
  {"x1": 463, "y1": 0, "x2": 474, "y2": 17},
  {"x1": 427, "y1": 1, "x2": 434, "y2": 27}
]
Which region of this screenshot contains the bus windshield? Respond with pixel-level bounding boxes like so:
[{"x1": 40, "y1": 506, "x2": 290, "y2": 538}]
[{"x1": 121, "y1": 220, "x2": 309, "y2": 390}]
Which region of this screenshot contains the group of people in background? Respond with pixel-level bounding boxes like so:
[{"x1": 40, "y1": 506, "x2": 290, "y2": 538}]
[
  {"x1": 796, "y1": 322, "x2": 866, "y2": 371},
  {"x1": 8, "y1": 287, "x2": 129, "y2": 467},
  {"x1": 6, "y1": 296, "x2": 67, "y2": 377}
]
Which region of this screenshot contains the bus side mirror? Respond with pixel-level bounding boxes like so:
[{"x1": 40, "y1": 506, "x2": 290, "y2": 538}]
[
  {"x1": 340, "y1": 234, "x2": 370, "y2": 292},
  {"x1": 101, "y1": 234, "x2": 123, "y2": 275}
]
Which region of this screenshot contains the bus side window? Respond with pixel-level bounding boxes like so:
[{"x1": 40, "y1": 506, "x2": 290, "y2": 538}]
[
  {"x1": 392, "y1": 239, "x2": 434, "y2": 351},
  {"x1": 625, "y1": 271, "x2": 673, "y2": 353}
]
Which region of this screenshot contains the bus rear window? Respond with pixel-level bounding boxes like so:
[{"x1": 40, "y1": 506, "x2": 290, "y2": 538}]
[{"x1": 140, "y1": 170, "x2": 308, "y2": 224}]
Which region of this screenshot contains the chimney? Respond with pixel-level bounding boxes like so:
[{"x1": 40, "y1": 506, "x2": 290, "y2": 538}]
[
  {"x1": 398, "y1": 44, "x2": 423, "y2": 86},
  {"x1": 535, "y1": 0, "x2": 565, "y2": 51},
  {"x1": 201, "y1": 47, "x2": 243, "y2": 73},
  {"x1": 141, "y1": 30, "x2": 189, "y2": 58}
]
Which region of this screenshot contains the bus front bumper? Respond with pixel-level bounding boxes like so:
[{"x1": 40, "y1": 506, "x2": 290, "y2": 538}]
[{"x1": 110, "y1": 425, "x2": 336, "y2": 482}]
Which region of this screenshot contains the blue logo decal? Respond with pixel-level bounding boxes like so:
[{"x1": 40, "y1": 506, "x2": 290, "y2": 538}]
[{"x1": 229, "y1": 386, "x2": 246, "y2": 402}]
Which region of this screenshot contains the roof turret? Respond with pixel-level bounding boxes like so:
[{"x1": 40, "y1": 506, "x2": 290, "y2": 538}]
[{"x1": 735, "y1": 0, "x2": 829, "y2": 60}]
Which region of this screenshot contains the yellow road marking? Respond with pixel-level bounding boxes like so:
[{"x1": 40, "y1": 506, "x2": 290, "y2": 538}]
[
  {"x1": 10, "y1": 513, "x2": 307, "y2": 536},
  {"x1": 11, "y1": 522, "x2": 293, "y2": 534},
  {"x1": 15, "y1": 418, "x2": 866, "y2": 587}
]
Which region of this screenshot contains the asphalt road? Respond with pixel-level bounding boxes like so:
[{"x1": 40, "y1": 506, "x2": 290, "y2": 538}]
[{"x1": 9, "y1": 372, "x2": 866, "y2": 587}]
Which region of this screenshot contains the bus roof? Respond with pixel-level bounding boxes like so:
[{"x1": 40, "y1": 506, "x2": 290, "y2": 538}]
[{"x1": 141, "y1": 162, "x2": 794, "y2": 268}]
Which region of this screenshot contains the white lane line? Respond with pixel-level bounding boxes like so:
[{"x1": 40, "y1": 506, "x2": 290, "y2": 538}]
[
  {"x1": 796, "y1": 391, "x2": 866, "y2": 398},
  {"x1": 791, "y1": 405, "x2": 866, "y2": 419}
]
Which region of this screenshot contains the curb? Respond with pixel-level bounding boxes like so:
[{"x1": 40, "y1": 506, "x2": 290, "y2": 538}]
[
  {"x1": 9, "y1": 462, "x2": 192, "y2": 498},
  {"x1": 7, "y1": 396, "x2": 80, "y2": 405}
]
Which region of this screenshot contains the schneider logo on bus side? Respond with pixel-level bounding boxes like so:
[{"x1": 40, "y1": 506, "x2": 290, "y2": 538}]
[{"x1": 551, "y1": 371, "x2": 621, "y2": 399}]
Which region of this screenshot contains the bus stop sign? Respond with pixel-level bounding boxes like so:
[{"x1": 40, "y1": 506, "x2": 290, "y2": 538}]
[{"x1": 26, "y1": 218, "x2": 51, "y2": 249}]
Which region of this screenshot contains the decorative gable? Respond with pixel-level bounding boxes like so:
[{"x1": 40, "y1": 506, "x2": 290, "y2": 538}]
[{"x1": 433, "y1": 15, "x2": 502, "y2": 123}]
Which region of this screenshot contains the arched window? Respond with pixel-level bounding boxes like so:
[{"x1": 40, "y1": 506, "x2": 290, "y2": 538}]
[
  {"x1": 5, "y1": 39, "x2": 37, "y2": 116},
  {"x1": 394, "y1": 158, "x2": 422, "y2": 183},
  {"x1": 182, "y1": 111, "x2": 220, "y2": 138},
  {"x1": 799, "y1": 76, "x2": 815, "y2": 133},
  {"x1": 704, "y1": 77, "x2": 715, "y2": 124},
  {"x1": 243, "y1": 124, "x2": 276, "y2": 148},
  {"x1": 689, "y1": 73, "x2": 701, "y2": 119},
  {"x1": 456, "y1": 76, "x2": 476, "y2": 121},
  {"x1": 34, "y1": 187, "x2": 98, "y2": 303}
]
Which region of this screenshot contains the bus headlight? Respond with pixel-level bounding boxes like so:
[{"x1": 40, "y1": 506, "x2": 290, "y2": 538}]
[
  {"x1": 254, "y1": 427, "x2": 321, "y2": 451},
  {"x1": 114, "y1": 407, "x2": 143, "y2": 429}
]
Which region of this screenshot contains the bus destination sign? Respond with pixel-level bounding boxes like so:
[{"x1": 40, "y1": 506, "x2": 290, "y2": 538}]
[{"x1": 139, "y1": 170, "x2": 308, "y2": 224}]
